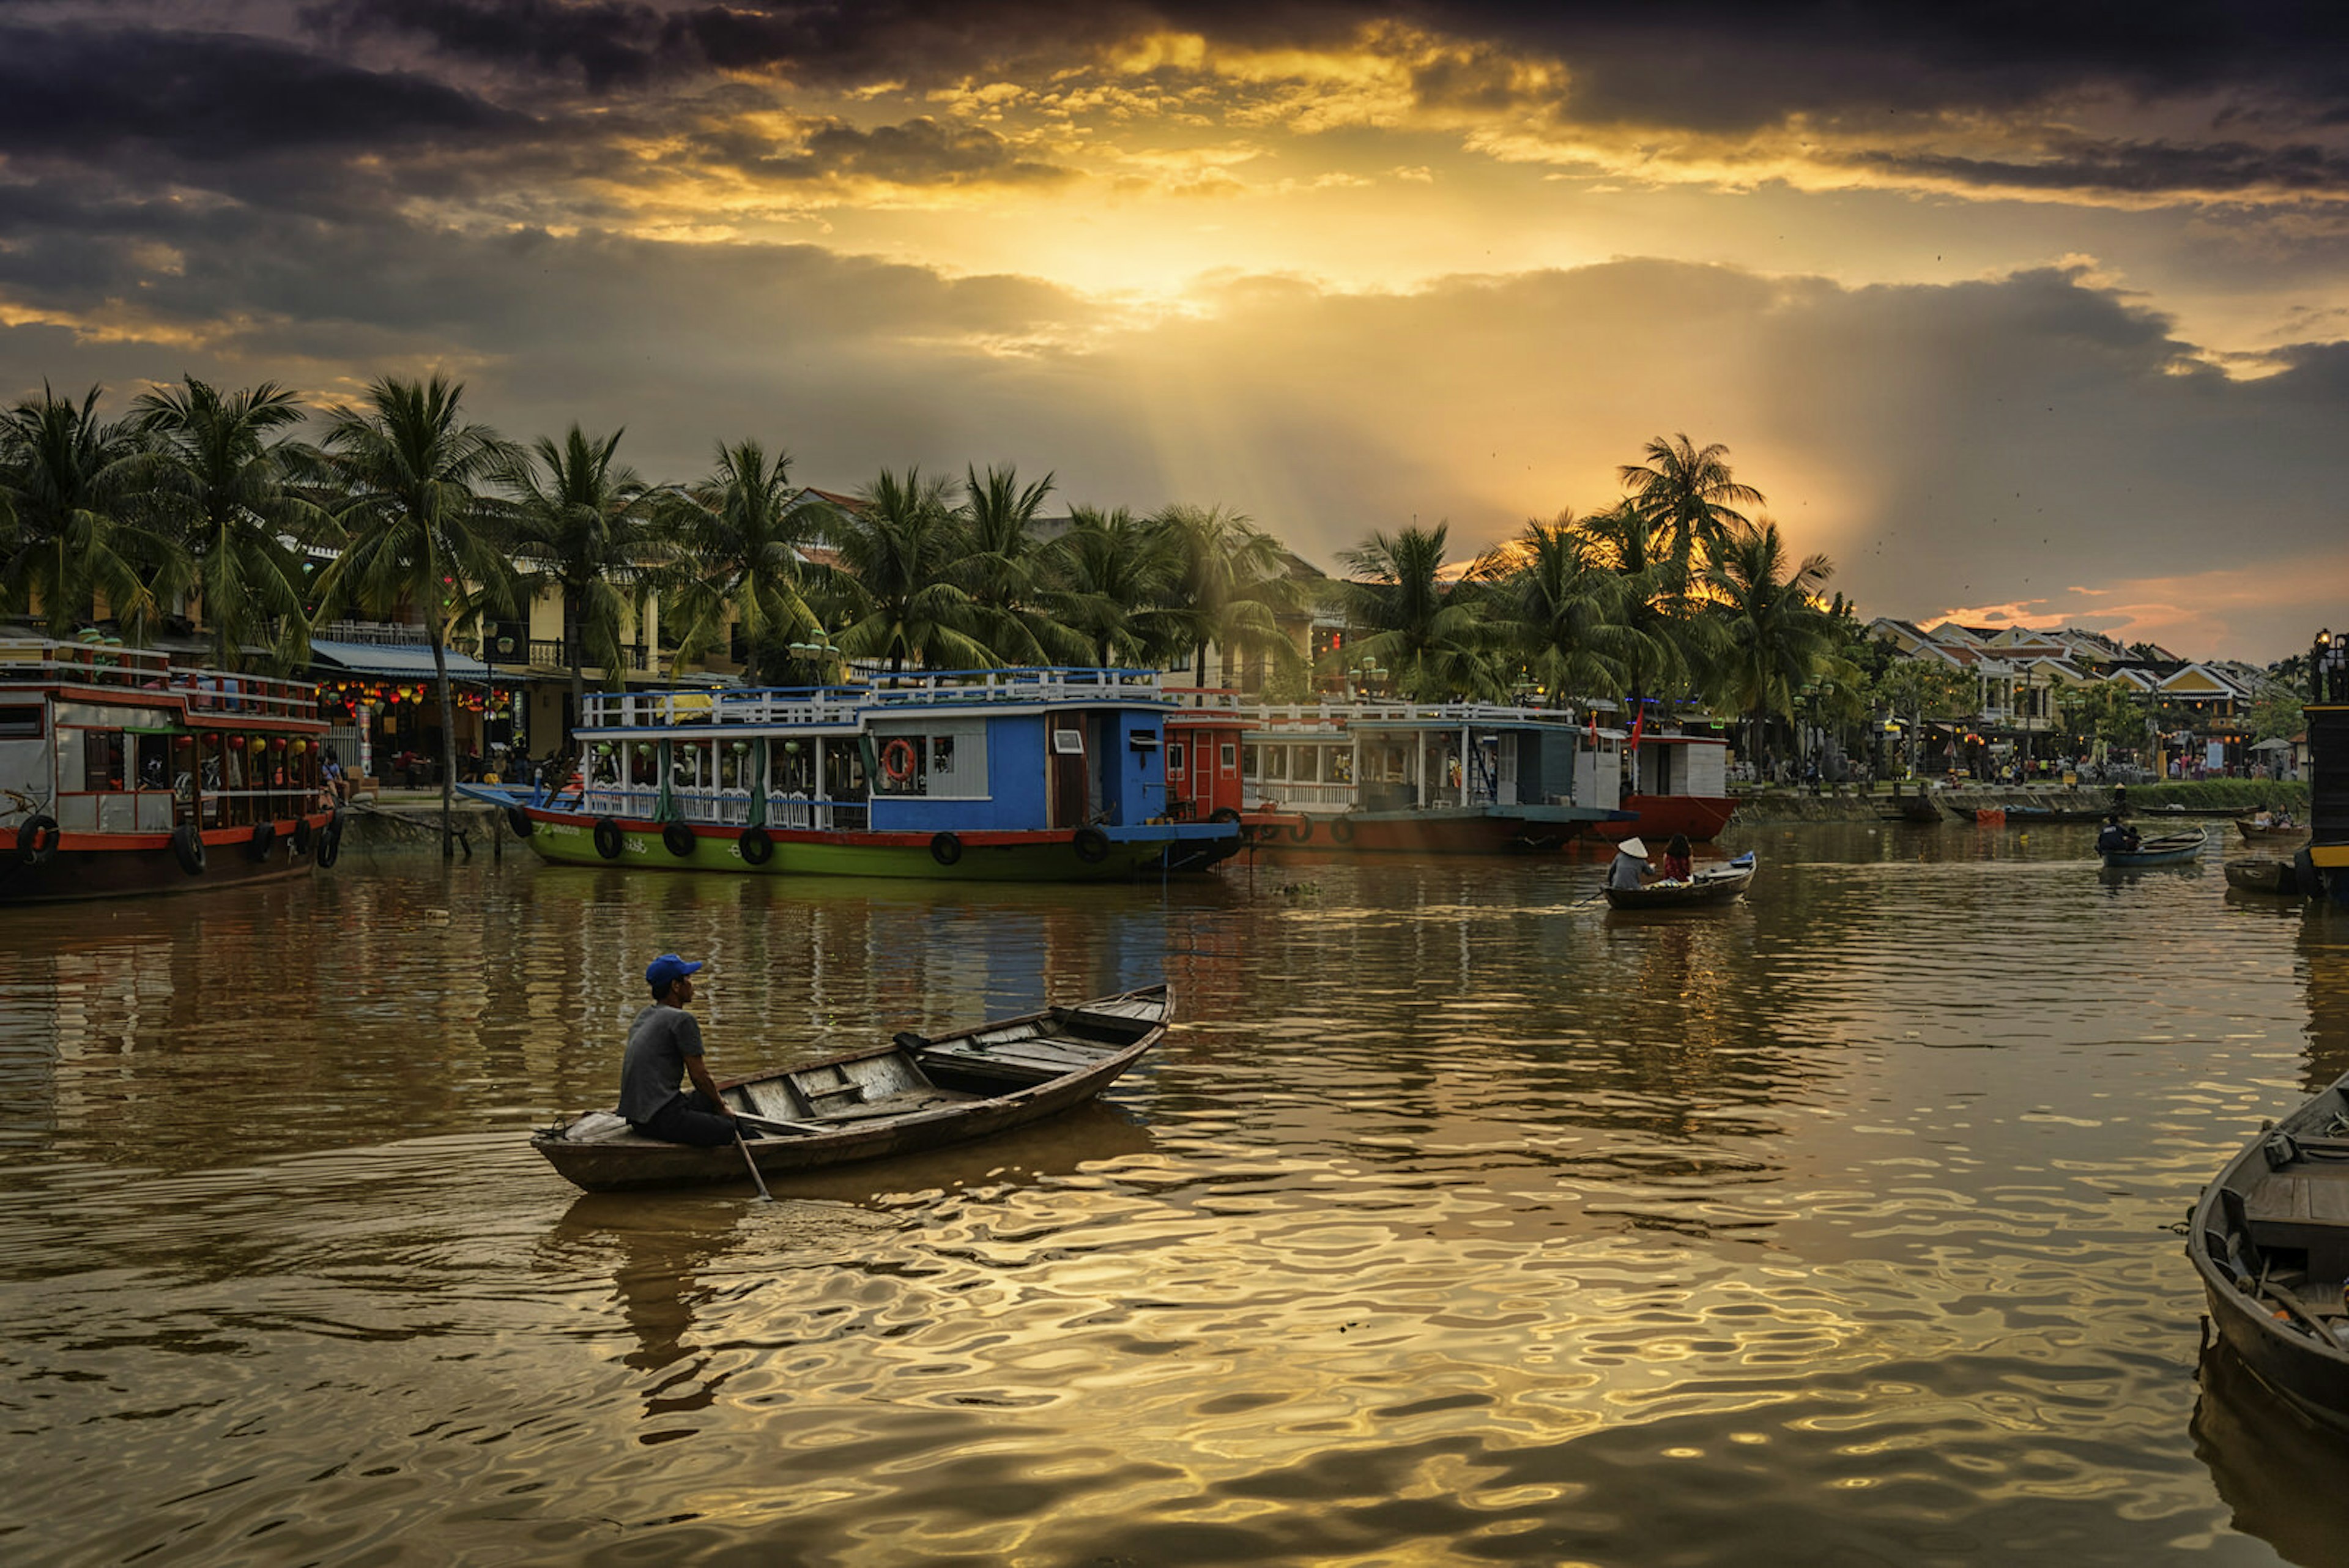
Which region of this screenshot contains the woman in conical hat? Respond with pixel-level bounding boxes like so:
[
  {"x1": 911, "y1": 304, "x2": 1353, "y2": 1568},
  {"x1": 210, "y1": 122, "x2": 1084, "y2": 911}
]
[{"x1": 1607, "y1": 835, "x2": 1653, "y2": 890}]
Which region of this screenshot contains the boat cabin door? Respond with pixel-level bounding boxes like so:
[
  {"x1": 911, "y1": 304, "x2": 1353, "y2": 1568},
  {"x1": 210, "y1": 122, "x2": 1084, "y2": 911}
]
[{"x1": 1048, "y1": 717, "x2": 1091, "y2": 828}]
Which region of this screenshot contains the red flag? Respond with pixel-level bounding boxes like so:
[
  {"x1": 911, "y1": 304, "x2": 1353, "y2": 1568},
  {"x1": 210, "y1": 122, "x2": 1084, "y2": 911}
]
[{"x1": 1629, "y1": 705, "x2": 1645, "y2": 751}]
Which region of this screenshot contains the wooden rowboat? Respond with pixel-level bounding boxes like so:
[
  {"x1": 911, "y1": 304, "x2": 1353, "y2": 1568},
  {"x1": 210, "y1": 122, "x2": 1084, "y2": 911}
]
[
  {"x1": 1603, "y1": 850, "x2": 1757, "y2": 910},
  {"x1": 2188, "y1": 1067, "x2": 2349, "y2": 1433},
  {"x1": 533, "y1": 984, "x2": 1170, "y2": 1192},
  {"x1": 2101, "y1": 828, "x2": 2207, "y2": 868},
  {"x1": 2237, "y1": 817, "x2": 2309, "y2": 842}
]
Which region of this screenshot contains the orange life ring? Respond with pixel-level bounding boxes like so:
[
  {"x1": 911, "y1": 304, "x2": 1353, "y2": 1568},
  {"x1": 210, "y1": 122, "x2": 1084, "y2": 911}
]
[{"x1": 881, "y1": 738, "x2": 917, "y2": 783}]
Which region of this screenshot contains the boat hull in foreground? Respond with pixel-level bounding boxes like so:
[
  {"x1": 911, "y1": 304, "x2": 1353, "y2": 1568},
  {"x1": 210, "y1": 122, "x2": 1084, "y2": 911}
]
[
  {"x1": 532, "y1": 985, "x2": 1170, "y2": 1191},
  {"x1": 2189, "y1": 1069, "x2": 2349, "y2": 1434}
]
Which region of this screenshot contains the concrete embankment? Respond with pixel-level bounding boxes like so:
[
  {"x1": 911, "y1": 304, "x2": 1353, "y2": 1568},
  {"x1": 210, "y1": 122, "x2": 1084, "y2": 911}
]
[
  {"x1": 341, "y1": 797, "x2": 512, "y2": 857},
  {"x1": 1729, "y1": 781, "x2": 2307, "y2": 828}
]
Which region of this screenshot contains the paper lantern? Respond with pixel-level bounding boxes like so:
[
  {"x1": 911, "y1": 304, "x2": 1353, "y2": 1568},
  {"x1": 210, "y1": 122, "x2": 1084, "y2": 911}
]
[
  {"x1": 636, "y1": 743, "x2": 653, "y2": 757},
  {"x1": 730, "y1": 741, "x2": 749, "y2": 755}
]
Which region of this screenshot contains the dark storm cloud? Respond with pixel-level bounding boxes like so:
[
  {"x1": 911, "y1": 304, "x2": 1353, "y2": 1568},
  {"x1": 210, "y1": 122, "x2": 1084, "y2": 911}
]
[
  {"x1": 294, "y1": 2, "x2": 2349, "y2": 130},
  {"x1": 1861, "y1": 136, "x2": 2349, "y2": 198},
  {"x1": 0, "y1": 21, "x2": 520, "y2": 162},
  {"x1": 307, "y1": 0, "x2": 678, "y2": 91}
]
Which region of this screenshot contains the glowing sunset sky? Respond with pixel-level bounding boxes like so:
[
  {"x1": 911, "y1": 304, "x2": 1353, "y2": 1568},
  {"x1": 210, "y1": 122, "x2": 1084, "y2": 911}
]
[{"x1": 6, "y1": 1, "x2": 2349, "y2": 658}]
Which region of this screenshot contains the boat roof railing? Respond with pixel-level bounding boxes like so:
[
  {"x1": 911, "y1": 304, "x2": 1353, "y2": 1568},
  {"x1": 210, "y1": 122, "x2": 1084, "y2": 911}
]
[
  {"x1": 581, "y1": 666, "x2": 1170, "y2": 731},
  {"x1": 1238, "y1": 698, "x2": 1614, "y2": 733},
  {"x1": 0, "y1": 638, "x2": 321, "y2": 722}
]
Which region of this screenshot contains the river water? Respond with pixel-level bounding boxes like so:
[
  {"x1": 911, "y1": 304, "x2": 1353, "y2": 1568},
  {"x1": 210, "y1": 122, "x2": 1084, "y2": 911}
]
[{"x1": 3, "y1": 822, "x2": 2347, "y2": 1566}]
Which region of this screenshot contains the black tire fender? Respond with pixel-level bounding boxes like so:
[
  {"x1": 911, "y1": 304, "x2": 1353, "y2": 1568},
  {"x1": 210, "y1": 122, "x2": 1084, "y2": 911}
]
[
  {"x1": 930, "y1": 831, "x2": 963, "y2": 867},
  {"x1": 247, "y1": 822, "x2": 276, "y2": 862},
  {"x1": 593, "y1": 817, "x2": 625, "y2": 860},
  {"x1": 1072, "y1": 825, "x2": 1110, "y2": 864},
  {"x1": 15, "y1": 814, "x2": 59, "y2": 867},
  {"x1": 1286, "y1": 819, "x2": 1313, "y2": 844},
  {"x1": 314, "y1": 814, "x2": 343, "y2": 869},
  {"x1": 291, "y1": 815, "x2": 314, "y2": 855},
  {"x1": 1329, "y1": 816, "x2": 1356, "y2": 844},
  {"x1": 1208, "y1": 806, "x2": 1242, "y2": 825},
  {"x1": 507, "y1": 804, "x2": 533, "y2": 839},
  {"x1": 739, "y1": 825, "x2": 774, "y2": 866},
  {"x1": 171, "y1": 823, "x2": 207, "y2": 876},
  {"x1": 662, "y1": 820, "x2": 696, "y2": 858}
]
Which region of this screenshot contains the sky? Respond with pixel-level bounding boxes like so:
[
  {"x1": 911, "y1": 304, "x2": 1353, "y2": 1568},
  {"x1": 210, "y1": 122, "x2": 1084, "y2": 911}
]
[{"x1": 5, "y1": 2, "x2": 2349, "y2": 661}]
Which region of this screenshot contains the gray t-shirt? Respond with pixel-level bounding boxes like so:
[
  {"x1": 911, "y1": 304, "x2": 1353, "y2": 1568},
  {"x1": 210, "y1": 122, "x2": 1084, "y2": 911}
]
[
  {"x1": 1607, "y1": 852, "x2": 1650, "y2": 890},
  {"x1": 618, "y1": 1003, "x2": 704, "y2": 1121}
]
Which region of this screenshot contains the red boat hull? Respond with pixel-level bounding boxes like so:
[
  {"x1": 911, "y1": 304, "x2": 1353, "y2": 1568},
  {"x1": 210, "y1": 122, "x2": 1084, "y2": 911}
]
[
  {"x1": 0, "y1": 812, "x2": 336, "y2": 903},
  {"x1": 1587, "y1": 794, "x2": 1737, "y2": 844}
]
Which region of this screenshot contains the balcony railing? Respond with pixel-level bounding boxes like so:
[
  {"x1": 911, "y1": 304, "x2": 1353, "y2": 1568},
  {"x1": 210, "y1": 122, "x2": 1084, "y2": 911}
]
[{"x1": 482, "y1": 637, "x2": 652, "y2": 671}]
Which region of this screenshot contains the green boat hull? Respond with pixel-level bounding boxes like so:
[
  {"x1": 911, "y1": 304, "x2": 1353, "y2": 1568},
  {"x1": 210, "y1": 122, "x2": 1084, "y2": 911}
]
[{"x1": 522, "y1": 813, "x2": 1208, "y2": 882}]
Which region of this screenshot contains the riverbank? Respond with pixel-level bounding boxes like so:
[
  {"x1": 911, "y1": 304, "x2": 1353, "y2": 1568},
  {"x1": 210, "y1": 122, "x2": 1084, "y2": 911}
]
[{"x1": 1729, "y1": 778, "x2": 2309, "y2": 827}]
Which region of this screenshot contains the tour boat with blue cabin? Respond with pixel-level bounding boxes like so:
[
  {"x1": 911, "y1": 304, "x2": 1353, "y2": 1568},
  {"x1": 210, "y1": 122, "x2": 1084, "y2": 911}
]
[
  {"x1": 0, "y1": 639, "x2": 340, "y2": 903},
  {"x1": 1232, "y1": 699, "x2": 1634, "y2": 852},
  {"x1": 497, "y1": 666, "x2": 1243, "y2": 880}
]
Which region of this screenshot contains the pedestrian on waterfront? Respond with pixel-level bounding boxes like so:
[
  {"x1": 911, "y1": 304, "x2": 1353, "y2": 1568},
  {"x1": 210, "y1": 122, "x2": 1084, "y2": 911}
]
[
  {"x1": 1655, "y1": 834, "x2": 1693, "y2": 881},
  {"x1": 1608, "y1": 836, "x2": 1655, "y2": 890},
  {"x1": 618, "y1": 954, "x2": 742, "y2": 1147}
]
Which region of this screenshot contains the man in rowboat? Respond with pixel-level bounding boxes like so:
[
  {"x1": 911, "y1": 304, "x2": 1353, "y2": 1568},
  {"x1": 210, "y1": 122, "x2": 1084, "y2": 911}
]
[{"x1": 619, "y1": 954, "x2": 743, "y2": 1146}]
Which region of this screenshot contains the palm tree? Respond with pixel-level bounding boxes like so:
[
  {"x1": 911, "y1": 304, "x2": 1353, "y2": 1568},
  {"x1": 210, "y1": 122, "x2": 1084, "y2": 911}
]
[
  {"x1": 0, "y1": 384, "x2": 176, "y2": 640},
  {"x1": 313, "y1": 373, "x2": 518, "y2": 858},
  {"x1": 1328, "y1": 523, "x2": 1501, "y2": 702},
  {"x1": 958, "y1": 464, "x2": 1091, "y2": 665},
  {"x1": 130, "y1": 377, "x2": 322, "y2": 672},
  {"x1": 1618, "y1": 433, "x2": 1764, "y2": 571},
  {"x1": 1469, "y1": 513, "x2": 1631, "y2": 707},
  {"x1": 1038, "y1": 505, "x2": 1187, "y2": 667},
  {"x1": 1702, "y1": 519, "x2": 1836, "y2": 774},
  {"x1": 825, "y1": 467, "x2": 993, "y2": 673},
  {"x1": 1153, "y1": 503, "x2": 1302, "y2": 688},
  {"x1": 662, "y1": 440, "x2": 824, "y2": 689},
  {"x1": 501, "y1": 424, "x2": 666, "y2": 739},
  {"x1": 1572, "y1": 499, "x2": 1707, "y2": 715}
]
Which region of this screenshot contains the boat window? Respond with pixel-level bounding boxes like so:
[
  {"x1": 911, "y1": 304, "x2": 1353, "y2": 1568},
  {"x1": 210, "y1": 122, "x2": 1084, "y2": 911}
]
[
  {"x1": 1167, "y1": 740, "x2": 1186, "y2": 775},
  {"x1": 1220, "y1": 742, "x2": 1236, "y2": 773},
  {"x1": 83, "y1": 729, "x2": 126, "y2": 791},
  {"x1": 1330, "y1": 750, "x2": 1354, "y2": 784},
  {"x1": 876, "y1": 734, "x2": 928, "y2": 795},
  {"x1": 0, "y1": 705, "x2": 40, "y2": 739},
  {"x1": 1294, "y1": 748, "x2": 1318, "y2": 783},
  {"x1": 1241, "y1": 744, "x2": 1258, "y2": 776},
  {"x1": 1266, "y1": 745, "x2": 1288, "y2": 781}
]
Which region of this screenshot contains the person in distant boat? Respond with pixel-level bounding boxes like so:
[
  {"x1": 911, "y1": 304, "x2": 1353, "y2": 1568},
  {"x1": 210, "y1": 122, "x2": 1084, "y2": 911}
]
[
  {"x1": 2096, "y1": 814, "x2": 2140, "y2": 855},
  {"x1": 1655, "y1": 834, "x2": 1693, "y2": 882},
  {"x1": 1607, "y1": 835, "x2": 1656, "y2": 890},
  {"x1": 618, "y1": 954, "x2": 742, "y2": 1146}
]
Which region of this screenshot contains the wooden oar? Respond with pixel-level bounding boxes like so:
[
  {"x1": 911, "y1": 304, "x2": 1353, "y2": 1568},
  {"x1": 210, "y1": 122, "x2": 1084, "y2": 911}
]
[
  {"x1": 735, "y1": 1111, "x2": 823, "y2": 1135},
  {"x1": 732, "y1": 1124, "x2": 774, "y2": 1202}
]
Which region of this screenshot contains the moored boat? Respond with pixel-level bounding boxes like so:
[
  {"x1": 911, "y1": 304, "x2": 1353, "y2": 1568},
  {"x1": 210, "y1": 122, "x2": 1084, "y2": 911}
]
[
  {"x1": 0, "y1": 639, "x2": 340, "y2": 903},
  {"x1": 1587, "y1": 730, "x2": 1739, "y2": 844},
  {"x1": 1877, "y1": 790, "x2": 1948, "y2": 825},
  {"x1": 2187, "y1": 1067, "x2": 2349, "y2": 1433},
  {"x1": 2225, "y1": 858, "x2": 2309, "y2": 896},
  {"x1": 2237, "y1": 816, "x2": 2309, "y2": 842},
  {"x1": 533, "y1": 984, "x2": 1171, "y2": 1191},
  {"x1": 2101, "y1": 827, "x2": 2208, "y2": 868},
  {"x1": 502, "y1": 667, "x2": 1241, "y2": 881},
  {"x1": 1602, "y1": 850, "x2": 1757, "y2": 909},
  {"x1": 1236, "y1": 699, "x2": 1632, "y2": 853}
]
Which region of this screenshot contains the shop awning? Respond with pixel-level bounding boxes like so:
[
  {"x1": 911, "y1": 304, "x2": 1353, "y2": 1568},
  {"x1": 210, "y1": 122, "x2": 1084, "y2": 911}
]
[{"x1": 308, "y1": 638, "x2": 492, "y2": 679}]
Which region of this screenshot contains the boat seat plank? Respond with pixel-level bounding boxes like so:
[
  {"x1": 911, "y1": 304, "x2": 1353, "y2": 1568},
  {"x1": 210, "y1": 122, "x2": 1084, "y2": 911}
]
[
  {"x1": 807, "y1": 1087, "x2": 981, "y2": 1124},
  {"x1": 926, "y1": 1038, "x2": 1113, "y2": 1072}
]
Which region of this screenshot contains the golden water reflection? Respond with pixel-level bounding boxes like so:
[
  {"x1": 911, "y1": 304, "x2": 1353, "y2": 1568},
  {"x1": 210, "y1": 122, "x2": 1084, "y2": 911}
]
[{"x1": 0, "y1": 824, "x2": 2342, "y2": 1564}]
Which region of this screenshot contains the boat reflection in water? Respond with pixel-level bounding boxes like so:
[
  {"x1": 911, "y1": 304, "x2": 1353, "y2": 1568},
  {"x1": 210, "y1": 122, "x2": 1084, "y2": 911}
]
[{"x1": 2195, "y1": 1339, "x2": 2349, "y2": 1568}]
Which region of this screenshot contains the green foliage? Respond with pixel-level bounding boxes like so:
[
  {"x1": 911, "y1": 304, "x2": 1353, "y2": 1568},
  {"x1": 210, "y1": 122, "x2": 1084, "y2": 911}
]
[
  {"x1": 2130, "y1": 779, "x2": 2308, "y2": 811},
  {"x1": 2249, "y1": 686, "x2": 2305, "y2": 743}
]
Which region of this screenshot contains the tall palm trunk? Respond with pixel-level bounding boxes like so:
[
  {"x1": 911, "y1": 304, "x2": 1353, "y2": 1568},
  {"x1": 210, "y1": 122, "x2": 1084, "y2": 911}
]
[{"x1": 429, "y1": 616, "x2": 458, "y2": 858}]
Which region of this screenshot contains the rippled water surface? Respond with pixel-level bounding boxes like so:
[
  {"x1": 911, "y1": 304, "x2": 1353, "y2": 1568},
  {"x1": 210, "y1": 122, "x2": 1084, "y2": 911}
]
[{"x1": 5, "y1": 823, "x2": 2348, "y2": 1566}]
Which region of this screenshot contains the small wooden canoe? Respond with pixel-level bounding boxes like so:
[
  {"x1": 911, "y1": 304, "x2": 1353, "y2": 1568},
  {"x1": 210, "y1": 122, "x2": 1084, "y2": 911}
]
[
  {"x1": 2101, "y1": 828, "x2": 2206, "y2": 868},
  {"x1": 1603, "y1": 851, "x2": 1757, "y2": 910},
  {"x1": 2237, "y1": 817, "x2": 2309, "y2": 842},
  {"x1": 2188, "y1": 1068, "x2": 2349, "y2": 1432},
  {"x1": 1877, "y1": 792, "x2": 1947, "y2": 825},
  {"x1": 2225, "y1": 858, "x2": 2307, "y2": 896},
  {"x1": 533, "y1": 984, "x2": 1170, "y2": 1191}
]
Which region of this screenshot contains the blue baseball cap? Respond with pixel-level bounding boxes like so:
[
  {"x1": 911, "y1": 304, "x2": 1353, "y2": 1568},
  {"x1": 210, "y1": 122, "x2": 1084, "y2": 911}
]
[{"x1": 645, "y1": 953, "x2": 705, "y2": 994}]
